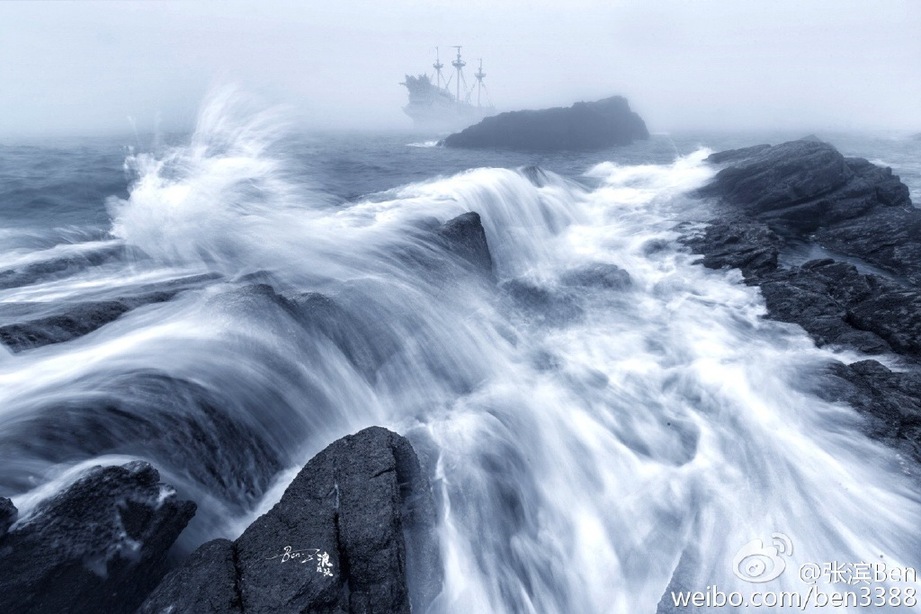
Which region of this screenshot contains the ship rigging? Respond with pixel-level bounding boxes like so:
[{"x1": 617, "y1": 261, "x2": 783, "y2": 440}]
[{"x1": 401, "y1": 46, "x2": 494, "y2": 131}]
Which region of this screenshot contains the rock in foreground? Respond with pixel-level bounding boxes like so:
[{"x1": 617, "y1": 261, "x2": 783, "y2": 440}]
[
  {"x1": 0, "y1": 462, "x2": 196, "y2": 614},
  {"x1": 443, "y1": 96, "x2": 648, "y2": 151},
  {"x1": 140, "y1": 426, "x2": 441, "y2": 614}
]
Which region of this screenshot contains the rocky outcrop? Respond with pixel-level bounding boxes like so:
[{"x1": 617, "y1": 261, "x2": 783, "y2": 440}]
[
  {"x1": 696, "y1": 139, "x2": 916, "y2": 279},
  {"x1": 685, "y1": 137, "x2": 921, "y2": 464},
  {"x1": 0, "y1": 497, "x2": 15, "y2": 537},
  {"x1": 443, "y1": 96, "x2": 648, "y2": 151},
  {"x1": 0, "y1": 461, "x2": 195, "y2": 614},
  {"x1": 140, "y1": 426, "x2": 441, "y2": 614},
  {"x1": 435, "y1": 211, "x2": 495, "y2": 276}
]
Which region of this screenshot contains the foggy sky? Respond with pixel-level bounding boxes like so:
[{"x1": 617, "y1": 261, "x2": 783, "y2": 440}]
[{"x1": 0, "y1": 0, "x2": 918, "y2": 137}]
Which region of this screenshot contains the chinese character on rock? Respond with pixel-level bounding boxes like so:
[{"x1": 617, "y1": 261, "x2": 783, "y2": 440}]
[{"x1": 316, "y1": 551, "x2": 334, "y2": 577}]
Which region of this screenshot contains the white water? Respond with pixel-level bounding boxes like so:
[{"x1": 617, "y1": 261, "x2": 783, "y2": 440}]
[{"x1": 1, "y1": 90, "x2": 920, "y2": 613}]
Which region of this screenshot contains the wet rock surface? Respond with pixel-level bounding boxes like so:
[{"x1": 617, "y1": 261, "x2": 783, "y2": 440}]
[
  {"x1": 0, "y1": 462, "x2": 195, "y2": 614},
  {"x1": 435, "y1": 211, "x2": 495, "y2": 276},
  {"x1": 0, "y1": 273, "x2": 220, "y2": 352},
  {"x1": 140, "y1": 426, "x2": 441, "y2": 614},
  {"x1": 686, "y1": 137, "x2": 921, "y2": 463},
  {"x1": 0, "y1": 497, "x2": 15, "y2": 537}
]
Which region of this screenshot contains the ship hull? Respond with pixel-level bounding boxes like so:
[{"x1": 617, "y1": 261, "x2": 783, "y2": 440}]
[
  {"x1": 402, "y1": 72, "x2": 494, "y2": 132},
  {"x1": 403, "y1": 103, "x2": 494, "y2": 132}
]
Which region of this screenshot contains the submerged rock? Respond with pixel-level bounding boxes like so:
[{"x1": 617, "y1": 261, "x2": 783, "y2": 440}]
[
  {"x1": 140, "y1": 426, "x2": 441, "y2": 614},
  {"x1": 559, "y1": 262, "x2": 632, "y2": 290},
  {"x1": 0, "y1": 461, "x2": 195, "y2": 614},
  {"x1": 0, "y1": 244, "x2": 125, "y2": 291},
  {"x1": 0, "y1": 273, "x2": 219, "y2": 352},
  {"x1": 0, "y1": 292, "x2": 174, "y2": 352},
  {"x1": 502, "y1": 278, "x2": 585, "y2": 326},
  {"x1": 443, "y1": 96, "x2": 649, "y2": 151}
]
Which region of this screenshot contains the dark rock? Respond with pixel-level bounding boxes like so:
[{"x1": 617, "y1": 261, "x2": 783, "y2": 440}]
[
  {"x1": 755, "y1": 261, "x2": 893, "y2": 353},
  {"x1": 443, "y1": 96, "x2": 648, "y2": 151},
  {"x1": 559, "y1": 263, "x2": 632, "y2": 290},
  {"x1": 848, "y1": 290, "x2": 921, "y2": 356},
  {"x1": 0, "y1": 291, "x2": 177, "y2": 352},
  {"x1": 138, "y1": 539, "x2": 242, "y2": 614},
  {"x1": 0, "y1": 372, "x2": 284, "y2": 519},
  {"x1": 681, "y1": 221, "x2": 782, "y2": 277},
  {"x1": 0, "y1": 498, "x2": 15, "y2": 537},
  {"x1": 0, "y1": 461, "x2": 195, "y2": 614},
  {"x1": 684, "y1": 137, "x2": 921, "y2": 466},
  {"x1": 435, "y1": 211, "x2": 494, "y2": 276},
  {"x1": 139, "y1": 427, "x2": 441, "y2": 614},
  {"x1": 814, "y1": 208, "x2": 921, "y2": 284},
  {"x1": 698, "y1": 140, "x2": 853, "y2": 231},
  {"x1": 817, "y1": 360, "x2": 921, "y2": 460},
  {"x1": 698, "y1": 138, "x2": 915, "y2": 279}
]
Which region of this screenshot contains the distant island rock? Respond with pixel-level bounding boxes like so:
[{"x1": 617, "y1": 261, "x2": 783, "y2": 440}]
[{"x1": 442, "y1": 95, "x2": 649, "y2": 151}]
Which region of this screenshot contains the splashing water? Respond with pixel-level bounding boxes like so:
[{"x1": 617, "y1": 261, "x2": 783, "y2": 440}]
[{"x1": 1, "y1": 90, "x2": 919, "y2": 613}]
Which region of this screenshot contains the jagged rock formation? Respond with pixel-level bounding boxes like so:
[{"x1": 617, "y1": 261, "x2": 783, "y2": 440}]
[
  {"x1": 139, "y1": 426, "x2": 441, "y2": 614},
  {"x1": 695, "y1": 140, "x2": 914, "y2": 278},
  {"x1": 0, "y1": 462, "x2": 195, "y2": 614},
  {"x1": 443, "y1": 96, "x2": 649, "y2": 151},
  {"x1": 435, "y1": 211, "x2": 495, "y2": 276},
  {"x1": 684, "y1": 138, "x2": 921, "y2": 463}
]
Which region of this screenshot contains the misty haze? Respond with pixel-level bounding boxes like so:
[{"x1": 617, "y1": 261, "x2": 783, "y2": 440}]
[
  {"x1": 0, "y1": 0, "x2": 918, "y2": 136},
  {"x1": 1, "y1": 2, "x2": 921, "y2": 614}
]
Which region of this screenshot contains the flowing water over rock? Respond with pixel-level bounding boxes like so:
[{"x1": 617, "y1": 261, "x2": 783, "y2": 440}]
[{"x1": 1, "y1": 90, "x2": 920, "y2": 612}]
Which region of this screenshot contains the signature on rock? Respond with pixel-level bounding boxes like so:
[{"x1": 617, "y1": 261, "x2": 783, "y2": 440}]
[{"x1": 266, "y1": 546, "x2": 334, "y2": 576}]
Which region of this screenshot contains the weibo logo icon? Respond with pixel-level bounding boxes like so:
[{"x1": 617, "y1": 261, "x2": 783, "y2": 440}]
[{"x1": 731, "y1": 532, "x2": 793, "y2": 583}]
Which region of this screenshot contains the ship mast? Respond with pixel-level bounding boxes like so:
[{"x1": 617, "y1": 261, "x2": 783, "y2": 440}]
[
  {"x1": 474, "y1": 59, "x2": 486, "y2": 108},
  {"x1": 432, "y1": 47, "x2": 445, "y2": 89},
  {"x1": 451, "y1": 46, "x2": 466, "y2": 103}
]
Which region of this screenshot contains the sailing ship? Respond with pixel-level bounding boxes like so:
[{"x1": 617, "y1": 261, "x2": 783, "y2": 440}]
[{"x1": 402, "y1": 47, "x2": 495, "y2": 131}]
